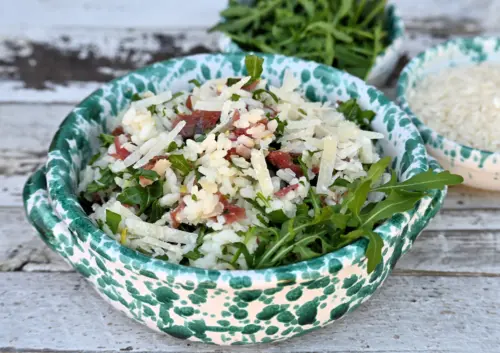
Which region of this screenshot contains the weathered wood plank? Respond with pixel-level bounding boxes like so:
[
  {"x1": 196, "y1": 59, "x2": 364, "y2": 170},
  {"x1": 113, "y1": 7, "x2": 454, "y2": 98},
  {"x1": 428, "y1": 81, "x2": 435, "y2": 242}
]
[
  {"x1": 397, "y1": 230, "x2": 500, "y2": 274},
  {"x1": 1, "y1": 1, "x2": 500, "y2": 103},
  {"x1": 1, "y1": 272, "x2": 498, "y2": 352},
  {"x1": 2, "y1": 0, "x2": 500, "y2": 31},
  {"x1": 0, "y1": 104, "x2": 69, "y2": 151},
  {"x1": 0, "y1": 208, "x2": 71, "y2": 272},
  {"x1": 3, "y1": 207, "x2": 499, "y2": 274},
  {"x1": 0, "y1": 28, "x2": 218, "y2": 103}
]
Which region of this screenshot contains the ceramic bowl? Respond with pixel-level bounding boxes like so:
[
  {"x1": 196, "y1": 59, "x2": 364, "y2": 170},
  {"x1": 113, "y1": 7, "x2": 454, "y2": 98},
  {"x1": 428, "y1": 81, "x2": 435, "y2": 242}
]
[
  {"x1": 218, "y1": 4, "x2": 405, "y2": 87},
  {"x1": 397, "y1": 36, "x2": 500, "y2": 190},
  {"x1": 24, "y1": 53, "x2": 444, "y2": 345}
]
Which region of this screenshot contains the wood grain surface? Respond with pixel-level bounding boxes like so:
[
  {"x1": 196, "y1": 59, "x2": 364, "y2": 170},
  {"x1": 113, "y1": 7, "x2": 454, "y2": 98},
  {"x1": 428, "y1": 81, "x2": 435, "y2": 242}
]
[{"x1": 1, "y1": 1, "x2": 500, "y2": 352}]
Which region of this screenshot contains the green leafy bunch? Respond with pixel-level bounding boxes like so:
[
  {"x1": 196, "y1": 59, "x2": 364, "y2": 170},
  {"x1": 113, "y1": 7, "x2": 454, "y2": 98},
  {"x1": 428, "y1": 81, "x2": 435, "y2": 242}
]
[
  {"x1": 210, "y1": 0, "x2": 389, "y2": 79},
  {"x1": 231, "y1": 157, "x2": 463, "y2": 273}
]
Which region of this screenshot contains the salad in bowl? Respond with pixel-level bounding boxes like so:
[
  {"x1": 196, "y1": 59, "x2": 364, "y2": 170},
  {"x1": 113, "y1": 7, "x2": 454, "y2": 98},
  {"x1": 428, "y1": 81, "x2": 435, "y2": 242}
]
[{"x1": 24, "y1": 53, "x2": 461, "y2": 345}]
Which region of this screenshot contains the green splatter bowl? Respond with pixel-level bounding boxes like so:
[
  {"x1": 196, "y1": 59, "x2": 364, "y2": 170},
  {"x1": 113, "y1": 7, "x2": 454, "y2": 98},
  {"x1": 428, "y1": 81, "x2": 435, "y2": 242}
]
[
  {"x1": 397, "y1": 36, "x2": 500, "y2": 190},
  {"x1": 217, "y1": 4, "x2": 405, "y2": 87},
  {"x1": 24, "y1": 53, "x2": 444, "y2": 345}
]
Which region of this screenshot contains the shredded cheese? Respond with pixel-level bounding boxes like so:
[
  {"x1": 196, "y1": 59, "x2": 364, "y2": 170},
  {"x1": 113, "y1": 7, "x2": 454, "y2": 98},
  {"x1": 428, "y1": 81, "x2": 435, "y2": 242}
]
[
  {"x1": 132, "y1": 91, "x2": 173, "y2": 109},
  {"x1": 316, "y1": 136, "x2": 338, "y2": 194},
  {"x1": 134, "y1": 121, "x2": 186, "y2": 168},
  {"x1": 125, "y1": 218, "x2": 195, "y2": 244},
  {"x1": 250, "y1": 149, "x2": 274, "y2": 197}
]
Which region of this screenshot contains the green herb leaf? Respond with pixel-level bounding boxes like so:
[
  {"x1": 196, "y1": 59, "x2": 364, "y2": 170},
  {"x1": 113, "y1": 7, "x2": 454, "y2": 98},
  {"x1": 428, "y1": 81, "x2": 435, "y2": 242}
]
[
  {"x1": 230, "y1": 93, "x2": 240, "y2": 101},
  {"x1": 337, "y1": 99, "x2": 376, "y2": 130},
  {"x1": 167, "y1": 92, "x2": 184, "y2": 103},
  {"x1": 364, "y1": 230, "x2": 383, "y2": 273},
  {"x1": 373, "y1": 169, "x2": 464, "y2": 193},
  {"x1": 267, "y1": 209, "x2": 289, "y2": 224},
  {"x1": 360, "y1": 190, "x2": 425, "y2": 228},
  {"x1": 245, "y1": 54, "x2": 264, "y2": 83},
  {"x1": 89, "y1": 152, "x2": 101, "y2": 165},
  {"x1": 117, "y1": 181, "x2": 163, "y2": 215},
  {"x1": 367, "y1": 157, "x2": 391, "y2": 182},
  {"x1": 105, "y1": 209, "x2": 121, "y2": 234},
  {"x1": 147, "y1": 105, "x2": 157, "y2": 115},
  {"x1": 188, "y1": 79, "x2": 201, "y2": 87},
  {"x1": 135, "y1": 168, "x2": 159, "y2": 181},
  {"x1": 252, "y1": 89, "x2": 279, "y2": 103},
  {"x1": 269, "y1": 116, "x2": 287, "y2": 137},
  {"x1": 226, "y1": 78, "x2": 241, "y2": 87},
  {"x1": 99, "y1": 133, "x2": 115, "y2": 147},
  {"x1": 86, "y1": 168, "x2": 115, "y2": 193},
  {"x1": 331, "y1": 177, "x2": 350, "y2": 188},
  {"x1": 149, "y1": 200, "x2": 164, "y2": 223},
  {"x1": 184, "y1": 250, "x2": 202, "y2": 260},
  {"x1": 168, "y1": 154, "x2": 193, "y2": 177},
  {"x1": 131, "y1": 93, "x2": 142, "y2": 101},
  {"x1": 166, "y1": 141, "x2": 178, "y2": 153}
]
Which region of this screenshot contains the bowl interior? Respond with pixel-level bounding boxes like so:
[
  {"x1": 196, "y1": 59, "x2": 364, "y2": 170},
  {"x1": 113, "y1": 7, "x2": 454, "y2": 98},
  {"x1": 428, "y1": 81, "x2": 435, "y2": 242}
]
[
  {"x1": 397, "y1": 36, "x2": 500, "y2": 168},
  {"x1": 45, "y1": 53, "x2": 429, "y2": 281}
]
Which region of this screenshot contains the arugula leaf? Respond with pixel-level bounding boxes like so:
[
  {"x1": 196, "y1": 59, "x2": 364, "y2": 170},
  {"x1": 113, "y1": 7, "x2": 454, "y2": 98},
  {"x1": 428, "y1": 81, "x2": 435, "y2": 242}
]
[
  {"x1": 366, "y1": 157, "x2": 391, "y2": 184},
  {"x1": 226, "y1": 78, "x2": 241, "y2": 87},
  {"x1": 99, "y1": 133, "x2": 115, "y2": 147},
  {"x1": 267, "y1": 209, "x2": 289, "y2": 224},
  {"x1": 188, "y1": 79, "x2": 201, "y2": 87},
  {"x1": 230, "y1": 242, "x2": 254, "y2": 268},
  {"x1": 117, "y1": 181, "x2": 163, "y2": 215},
  {"x1": 252, "y1": 89, "x2": 279, "y2": 103},
  {"x1": 256, "y1": 192, "x2": 271, "y2": 208},
  {"x1": 166, "y1": 141, "x2": 178, "y2": 153},
  {"x1": 147, "y1": 105, "x2": 157, "y2": 115},
  {"x1": 373, "y1": 169, "x2": 464, "y2": 193},
  {"x1": 245, "y1": 54, "x2": 264, "y2": 83},
  {"x1": 345, "y1": 179, "x2": 371, "y2": 220},
  {"x1": 168, "y1": 154, "x2": 193, "y2": 177},
  {"x1": 105, "y1": 209, "x2": 121, "y2": 234},
  {"x1": 135, "y1": 168, "x2": 159, "y2": 181},
  {"x1": 337, "y1": 99, "x2": 375, "y2": 130},
  {"x1": 89, "y1": 152, "x2": 101, "y2": 165},
  {"x1": 269, "y1": 116, "x2": 287, "y2": 137},
  {"x1": 184, "y1": 250, "x2": 202, "y2": 260},
  {"x1": 364, "y1": 230, "x2": 383, "y2": 273},
  {"x1": 331, "y1": 177, "x2": 350, "y2": 188},
  {"x1": 149, "y1": 200, "x2": 164, "y2": 223},
  {"x1": 360, "y1": 190, "x2": 425, "y2": 228},
  {"x1": 86, "y1": 168, "x2": 115, "y2": 193},
  {"x1": 131, "y1": 93, "x2": 142, "y2": 101},
  {"x1": 167, "y1": 92, "x2": 184, "y2": 103},
  {"x1": 117, "y1": 187, "x2": 145, "y2": 208}
]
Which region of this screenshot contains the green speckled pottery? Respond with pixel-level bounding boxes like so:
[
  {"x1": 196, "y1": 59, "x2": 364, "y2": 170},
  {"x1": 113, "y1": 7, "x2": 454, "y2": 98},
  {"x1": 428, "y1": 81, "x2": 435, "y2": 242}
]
[
  {"x1": 218, "y1": 4, "x2": 405, "y2": 87},
  {"x1": 397, "y1": 36, "x2": 500, "y2": 190},
  {"x1": 24, "y1": 53, "x2": 444, "y2": 345}
]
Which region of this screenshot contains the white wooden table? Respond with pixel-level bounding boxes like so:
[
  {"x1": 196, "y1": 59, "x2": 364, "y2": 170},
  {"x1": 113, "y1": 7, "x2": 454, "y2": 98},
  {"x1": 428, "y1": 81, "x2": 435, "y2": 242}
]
[{"x1": 1, "y1": 1, "x2": 500, "y2": 352}]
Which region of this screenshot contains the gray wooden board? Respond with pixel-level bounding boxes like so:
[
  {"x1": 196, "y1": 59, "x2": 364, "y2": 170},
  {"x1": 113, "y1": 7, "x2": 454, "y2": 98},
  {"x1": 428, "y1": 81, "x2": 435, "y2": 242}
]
[{"x1": 1, "y1": 273, "x2": 499, "y2": 353}]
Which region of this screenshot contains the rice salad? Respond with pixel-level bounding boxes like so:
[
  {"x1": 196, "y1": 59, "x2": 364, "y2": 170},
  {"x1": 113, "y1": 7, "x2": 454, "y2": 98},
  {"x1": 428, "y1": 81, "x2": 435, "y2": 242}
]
[{"x1": 78, "y1": 55, "x2": 461, "y2": 271}]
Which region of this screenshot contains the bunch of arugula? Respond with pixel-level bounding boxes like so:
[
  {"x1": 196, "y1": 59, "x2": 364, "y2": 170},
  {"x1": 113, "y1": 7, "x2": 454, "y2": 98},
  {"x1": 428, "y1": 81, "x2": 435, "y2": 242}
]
[
  {"x1": 210, "y1": 0, "x2": 389, "y2": 79},
  {"x1": 232, "y1": 157, "x2": 462, "y2": 273}
]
